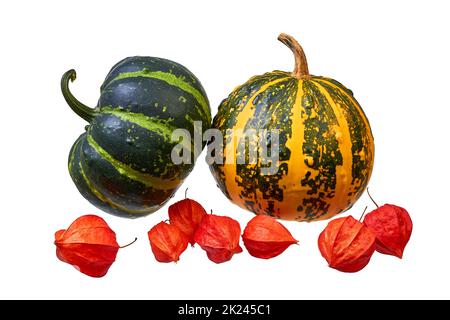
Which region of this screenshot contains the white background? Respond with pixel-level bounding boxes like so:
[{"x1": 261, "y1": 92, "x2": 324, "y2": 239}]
[{"x1": 0, "y1": 0, "x2": 449, "y2": 300}]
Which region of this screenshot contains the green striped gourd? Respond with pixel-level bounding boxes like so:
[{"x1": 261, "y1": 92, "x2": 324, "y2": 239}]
[
  {"x1": 209, "y1": 34, "x2": 374, "y2": 221},
  {"x1": 62, "y1": 57, "x2": 211, "y2": 218}
]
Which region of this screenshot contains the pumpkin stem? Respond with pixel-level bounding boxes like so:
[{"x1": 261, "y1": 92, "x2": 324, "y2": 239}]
[
  {"x1": 61, "y1": 69, "x2": 98, "y2": 123},
  {"x1": 278, "y1": 33, "x2": 309, "y2": 78},
  {"x1": 185, "y1": 188, "x2": 189, "y2": 199},
  {"x1": 119, "y1": 237, "x2": 137, "y2": 249}
]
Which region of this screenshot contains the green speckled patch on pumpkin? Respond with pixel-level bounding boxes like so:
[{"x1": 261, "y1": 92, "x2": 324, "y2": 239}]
[
  {"x1": 213, "y1": 71, "x2": 290, "y2": 132},
  {"x1": 235, "y1": 78, "x2": 297, "y2": 217},
  {"x1": 210, "y1": 71, "x2": 291, "y2": 205},
  {"x1": 298, "y1": 80, "x2": 342, "y2": 219},
  {"x1": 312, "y1": 78, "x2": 373, "y2": 199},
  {"x1": 101, "y1": 106, "x2": 192, "y2": 151}
]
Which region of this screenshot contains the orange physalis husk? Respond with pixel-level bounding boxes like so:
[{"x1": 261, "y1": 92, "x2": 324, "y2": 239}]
[
  {"x1": 194, "y1": 214, "x2": 243, "y2": 264},
  {"x1": 318, "y1": 216, "x2": 376, "y2": 273},
  {"x1": 242, "y1": 215, "x2": 298, "y2": 259},
  {"x1": 363, "y1": 204, "x2": 412, "y2": 258},
  {"x1": 54, "y1": 215, "x2": 127, "y2": 278},
  {"x1": 168, "y1": 198, "x2": 207, "y2": 246},
  {"x1": 148, "y1": 221, "x2": 189, "y2": 263}
]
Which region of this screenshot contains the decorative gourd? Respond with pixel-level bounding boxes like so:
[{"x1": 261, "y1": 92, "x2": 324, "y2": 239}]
[
  {"x1": 209, "y1": 34, "x2": 374, "y2": 221},
  {"x1": 62, "y1": 57, "x2": 211, "y2": 218}
]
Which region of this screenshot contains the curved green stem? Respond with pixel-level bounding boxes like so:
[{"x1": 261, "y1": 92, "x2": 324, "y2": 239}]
[{"x1": 61, "y1": 69, "x2": 97, "y2": 122}]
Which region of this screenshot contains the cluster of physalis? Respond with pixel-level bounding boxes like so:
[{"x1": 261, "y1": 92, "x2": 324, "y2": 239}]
[{"x1": 54, "y1": 190, "x2": 411, "y2": 277}]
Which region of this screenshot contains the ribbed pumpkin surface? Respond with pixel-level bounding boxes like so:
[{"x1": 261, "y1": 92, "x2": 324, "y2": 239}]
[
  {"x1": 209, "y1": 34, "x2": 374, "y2": 221},
  {"x1": 63, "y1": 57, "x2": 211, "y2": 218}
]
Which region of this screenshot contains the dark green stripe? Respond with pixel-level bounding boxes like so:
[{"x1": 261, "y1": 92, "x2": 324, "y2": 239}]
[
  {"x1": 105, "y1": 70, "x2": 210, "y2": 123},
  {"x1": 211, "y1": 71, "x2": 292, "y2": 217},
  {"x1": 68, "y1": 135, "x2": 82, "y2": 173},
  {"x1": 101, "y1": 56, "x2": 204, "y2": 94},
  {"x1": 78, "y1": 159, "x2": 152, "y2": 215},
  {"x1": 316, "y1": 77, "x2": 373, "y2": 137},
  {"x1": 312, "y1": 78, "x2": 371, "y2": 189},
  {"x1": 80, "y1": 135, "x2": 177, "y2": 211},
  {"x1": 90, "y1": 112, "x2": 194, "y2": 180},
  {"x1": 296, "y1": 80, "x2": 343, "y2": 220},
  {"x1": 86, "y1": 134, "x2": 181, "y2": 190},
  {"x1": 101, "y1": 107, "x2": 192, "y2": 150},
  {"x1": 213, "y1": 71, "x2": 290, "y2": 132},
  {"x1": 234, "y1": 78, "x2": 297, "y2": 216},
  {"x1": 69, "y1": 135, "x2": 134, "y2": 217},
  {"x1": 99, "y1": 77, "x2": 209, "y2": 136}
]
